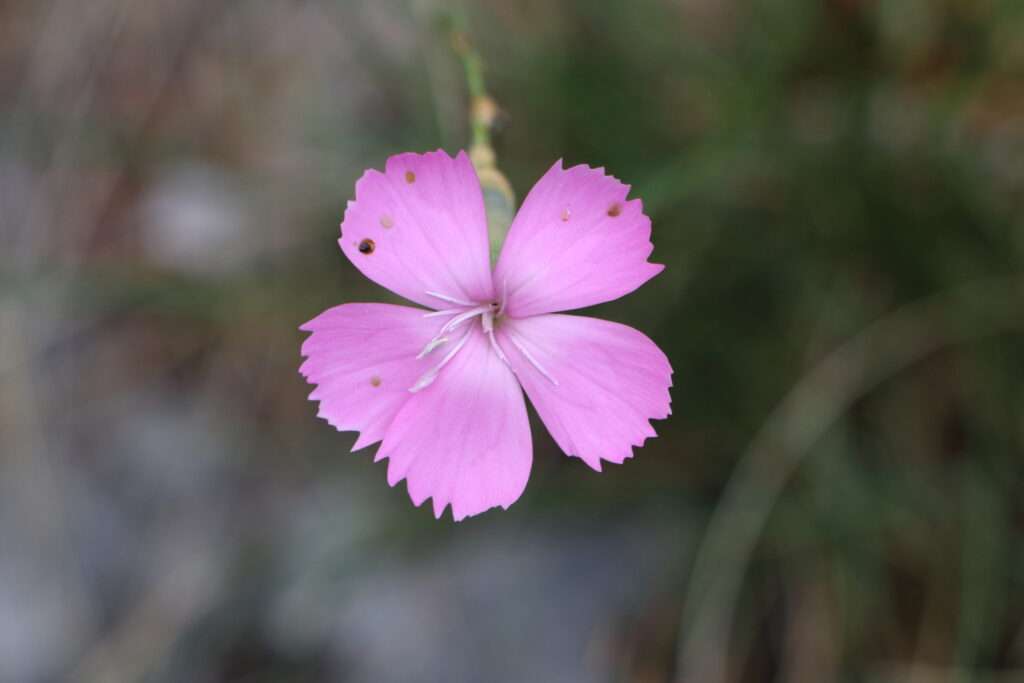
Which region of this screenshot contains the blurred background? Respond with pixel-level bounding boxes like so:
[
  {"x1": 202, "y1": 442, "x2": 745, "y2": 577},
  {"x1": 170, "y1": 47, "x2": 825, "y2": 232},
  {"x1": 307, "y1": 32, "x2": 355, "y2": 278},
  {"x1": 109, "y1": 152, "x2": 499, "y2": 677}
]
[{"x1": 2, "y1": 0, "x2": 1024, "y2": 681}]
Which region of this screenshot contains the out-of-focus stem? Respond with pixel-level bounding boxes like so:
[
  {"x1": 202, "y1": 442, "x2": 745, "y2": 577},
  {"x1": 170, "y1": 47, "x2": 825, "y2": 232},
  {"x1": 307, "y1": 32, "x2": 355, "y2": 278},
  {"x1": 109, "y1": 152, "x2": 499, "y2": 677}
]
[
  {"x1": 674, "y1": 274, "x2": 1024, "y2": 683},
  {"x1": 451, "y1": 27, "x2": 515, "y2": 264}
]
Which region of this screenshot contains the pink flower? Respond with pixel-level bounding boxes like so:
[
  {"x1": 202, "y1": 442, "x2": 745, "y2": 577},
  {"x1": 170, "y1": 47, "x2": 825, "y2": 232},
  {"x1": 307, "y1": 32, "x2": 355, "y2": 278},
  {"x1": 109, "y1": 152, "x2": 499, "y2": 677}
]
[{"x1": 300, "y1": 150, "x2": 672, "y2": 521}]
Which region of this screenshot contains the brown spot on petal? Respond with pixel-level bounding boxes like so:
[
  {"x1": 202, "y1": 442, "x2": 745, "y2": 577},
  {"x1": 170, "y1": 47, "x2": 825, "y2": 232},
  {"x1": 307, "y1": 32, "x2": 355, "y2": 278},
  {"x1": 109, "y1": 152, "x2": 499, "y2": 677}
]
[
  {"x1": 369, "y1": 375, "x2": 382, "y2": 387},
  {"x1": 404, "y1": 170, "x2": 416, "y2": 184},
  {"x1": 380, "y1": 215, "x2": 394, "y2": 229},
  {"x1": 561, "y1": 208, "x2": 571, "y2": 222},
  {"x1": 607, "y1": 202, "x2": 622, "y2": 217},
  {"x1": 358, "y1": 238, "x2": 375, "y2": 254}
]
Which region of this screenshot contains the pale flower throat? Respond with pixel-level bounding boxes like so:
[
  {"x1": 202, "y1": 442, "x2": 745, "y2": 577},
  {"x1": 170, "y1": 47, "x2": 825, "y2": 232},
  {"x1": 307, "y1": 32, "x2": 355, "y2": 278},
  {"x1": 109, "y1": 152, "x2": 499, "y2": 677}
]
[{"x1": 409, "y1": 289, "x2": 558, "y2": 393}]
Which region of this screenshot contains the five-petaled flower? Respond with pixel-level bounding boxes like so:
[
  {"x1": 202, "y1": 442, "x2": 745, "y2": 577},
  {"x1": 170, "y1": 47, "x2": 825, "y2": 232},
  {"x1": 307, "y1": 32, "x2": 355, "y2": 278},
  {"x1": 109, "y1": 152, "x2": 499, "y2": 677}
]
[{"x1": 300, "y1": 150, "x2": 672, "y2": 520}]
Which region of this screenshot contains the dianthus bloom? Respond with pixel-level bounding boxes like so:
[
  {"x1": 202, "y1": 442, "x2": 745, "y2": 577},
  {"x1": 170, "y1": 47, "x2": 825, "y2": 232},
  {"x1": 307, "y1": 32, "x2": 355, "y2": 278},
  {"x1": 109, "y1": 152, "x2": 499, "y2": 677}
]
[{"x1": 300, "y1": 150, "x2": 672, "y2": 520}]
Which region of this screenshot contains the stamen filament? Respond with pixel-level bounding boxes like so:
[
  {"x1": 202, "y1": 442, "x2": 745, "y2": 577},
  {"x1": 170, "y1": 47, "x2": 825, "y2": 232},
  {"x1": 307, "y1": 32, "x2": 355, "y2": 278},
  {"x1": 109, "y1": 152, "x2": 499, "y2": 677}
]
[
  {"x1": 487, "y1": 326, "x2": 509, "y2": 365},
  {"x1": 425, "y1": 290, "x2": 475, "y2": 307},
  {"x1": 416, "y1": 336, "x2": 449, "y2": 359},
  {"x1": 438, "y1": 304, "x2": 492, "y2": 337},
  {"x1": 419, "y1": 305, "x2": 491, "y2": 360},
  {"x1": 409, "y1": 330, "x2": 472, "y2": 393},
  {"x1": 506, "y1": 332, "x2": 559, "y2": 386},
  {"x1": 497, "y1": 277, "x2": 508, "y2": 316},
  {"x1": 423, "y1": 307, "x2": 463, "y2": 318}
]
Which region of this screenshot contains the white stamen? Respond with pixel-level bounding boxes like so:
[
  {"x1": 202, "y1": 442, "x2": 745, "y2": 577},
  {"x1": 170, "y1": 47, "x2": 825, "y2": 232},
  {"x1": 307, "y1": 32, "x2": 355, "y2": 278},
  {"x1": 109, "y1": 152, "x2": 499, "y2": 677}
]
[
  {"x1": 487, "y1": 327, "x2": 509, "y2": 366},
  {"x1": 409, "y1": 330, "x2": 471, "y2": 393},
  {"x1": 416, "y1": 336, "x2": 449, "y2": 359},
  {"x1": 425, "y1": 290, "x2": 475, "y2": 307},
  {"x1": 408, "y1": 371, "x2": 437, "y2": 393},
  {"x1": 506, "y1": 332, "x2": 559, "y2": 386},
  {"x1": 497, "y1": 278, "x2": 508, "y2": 316},
  {"x1": 409, "y1": 292, "x2": 531, "y2": 391},
  {"x1": 438, "y1": 304, "x2": 491, "y2": 337},
  {"x1": 480, "y1": 308, "x2": 511, "y2": 365},
  {"x1": 419, "y1": 305, "x2": 490, "y2": 360},
  {"x1": 424, "y1": 307, "x2": 462, "y2": 318}
]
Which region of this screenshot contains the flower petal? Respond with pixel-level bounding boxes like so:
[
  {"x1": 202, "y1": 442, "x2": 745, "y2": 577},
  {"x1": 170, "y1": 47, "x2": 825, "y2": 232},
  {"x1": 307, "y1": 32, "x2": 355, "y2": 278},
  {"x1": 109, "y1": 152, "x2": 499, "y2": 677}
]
[
  {"x1": 340, "y1": 150, "x2": 494, "y2": 310},
  {"x1": 377, "y1": 327, "x2": 532, "y2": 521},
  {"x1": 299, "y1": 303, "x2": 441, "y2": 450},
  {"x1": 493, "y1": 160, "x2": 663, "y2": 317},
  {"x1": 497, "y1": 314, "x2": 672, "y2": 470}
]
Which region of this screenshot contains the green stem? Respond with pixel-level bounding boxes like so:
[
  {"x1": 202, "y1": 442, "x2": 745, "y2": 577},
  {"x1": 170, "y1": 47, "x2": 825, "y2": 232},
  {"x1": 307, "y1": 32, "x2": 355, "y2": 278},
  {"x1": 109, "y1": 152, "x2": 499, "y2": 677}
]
[
  {"x1": 457, "y1": 45, "x2": 490, "y2": 149},
  {"x1": 449, "y1": 24, "x2": 515, "y2": 264}
]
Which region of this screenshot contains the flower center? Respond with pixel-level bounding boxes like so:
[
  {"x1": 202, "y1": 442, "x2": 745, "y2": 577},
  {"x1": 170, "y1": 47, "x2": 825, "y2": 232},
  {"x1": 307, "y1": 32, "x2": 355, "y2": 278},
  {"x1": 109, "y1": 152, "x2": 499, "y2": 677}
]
[{"x1": 408, "y1": 289, "x2": 557, "y2": 393}]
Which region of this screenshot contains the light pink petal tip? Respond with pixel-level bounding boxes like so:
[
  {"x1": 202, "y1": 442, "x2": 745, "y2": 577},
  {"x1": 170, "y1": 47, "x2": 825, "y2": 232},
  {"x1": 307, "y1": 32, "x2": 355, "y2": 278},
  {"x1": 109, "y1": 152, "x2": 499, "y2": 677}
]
[
  {"x1": 498, "y1": 314, "x2": 672, "y2": 471},
  {"x1": 376, "y1": 327, "x2": 532, "y2": 521},
  {"x1": 494, "y1": 160, "x2": 663, "y2": 317},
  {"x1": 299, "y1": 303, "x2": 442, "y2": 451},
  {"x1": 339, "y1": 150, "x2": 494, "y2": 310}
]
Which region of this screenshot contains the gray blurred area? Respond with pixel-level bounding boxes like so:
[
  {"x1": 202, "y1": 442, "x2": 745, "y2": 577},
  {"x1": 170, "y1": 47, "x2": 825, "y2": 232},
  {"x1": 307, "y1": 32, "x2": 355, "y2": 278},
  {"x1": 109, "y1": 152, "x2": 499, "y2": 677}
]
[{"x1": 2, "y1": 1, "x2": 1024, "y2": 681}]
